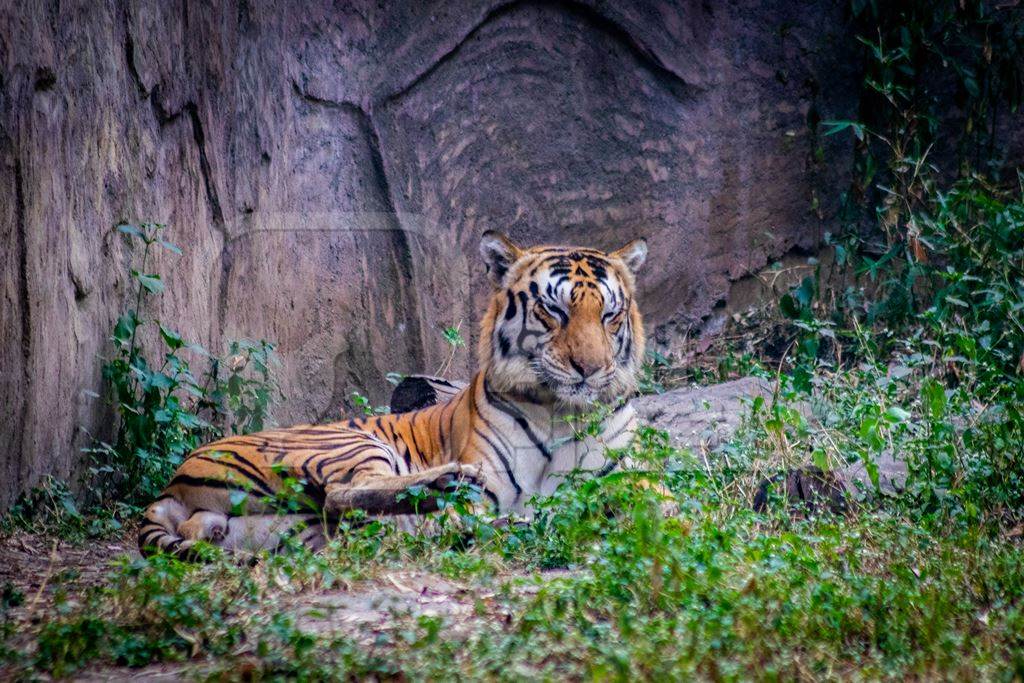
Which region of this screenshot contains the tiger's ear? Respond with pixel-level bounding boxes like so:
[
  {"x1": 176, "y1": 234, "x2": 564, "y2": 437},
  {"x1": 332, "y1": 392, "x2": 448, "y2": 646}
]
[
  {"x1": 480, "y1": 231, "x2": 522, "y2": 286},
  {"x1": 612, "y1": 238, "x2": 647, "y2": 273}
]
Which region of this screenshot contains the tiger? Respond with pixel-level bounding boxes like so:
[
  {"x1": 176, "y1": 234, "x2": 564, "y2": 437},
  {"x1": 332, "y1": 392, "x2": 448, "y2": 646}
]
[{"x1": 138, "y1": 230, "x2": 653, "y2": 557}]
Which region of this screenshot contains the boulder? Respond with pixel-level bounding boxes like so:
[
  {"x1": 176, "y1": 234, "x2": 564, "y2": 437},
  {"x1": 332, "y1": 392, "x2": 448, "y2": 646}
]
[
  {"x1": 635, "y1": 378, "x2": 909, "y2": 505},
  {"x1": 632, "y1": 376, "x2": 774, "y2": 453}
]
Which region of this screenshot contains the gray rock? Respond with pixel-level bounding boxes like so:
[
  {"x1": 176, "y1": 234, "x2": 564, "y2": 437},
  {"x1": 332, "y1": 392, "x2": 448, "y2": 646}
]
[
  {"x1": 636, "y1": 378, "x2": 909, "y2": 501},
  {"x1": 632, "y1": 377, "x2": 773, "y2": 453},
  {"x1": 839, "y1": 451, "x2": 908, "y2": 498}
]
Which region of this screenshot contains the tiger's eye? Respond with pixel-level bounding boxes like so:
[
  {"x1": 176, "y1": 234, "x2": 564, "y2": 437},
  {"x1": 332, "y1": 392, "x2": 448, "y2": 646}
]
[
  {"x1": 535, "y1": 300, "x2": 565, "y2": 326},
  {"x1": 605, "y1": 310, "x2": 625, "y2": 329}
]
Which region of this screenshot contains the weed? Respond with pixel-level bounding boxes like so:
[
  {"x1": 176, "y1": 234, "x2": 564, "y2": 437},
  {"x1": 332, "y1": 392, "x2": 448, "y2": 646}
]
[
  {"x1": 81, "y1": 223, "x2": 281, "y2": 512},
  {"x1": 350, "y1": 390, "x2": 390, "y2": 416}
]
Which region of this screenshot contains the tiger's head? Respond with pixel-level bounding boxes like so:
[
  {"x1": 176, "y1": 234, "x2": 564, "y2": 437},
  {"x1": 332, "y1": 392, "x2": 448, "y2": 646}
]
[{"x1": 478, "y1": 231, "x2": 647, "y2": 408}]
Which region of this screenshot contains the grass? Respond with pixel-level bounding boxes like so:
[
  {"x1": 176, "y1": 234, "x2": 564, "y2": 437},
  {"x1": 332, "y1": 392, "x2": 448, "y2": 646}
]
[
  {"x1": 5, "y1": 181, "x2": 1024, "y2": 678},
  {"x1": 2, "y1": 374, "x2": 1022, "y2": 681}
]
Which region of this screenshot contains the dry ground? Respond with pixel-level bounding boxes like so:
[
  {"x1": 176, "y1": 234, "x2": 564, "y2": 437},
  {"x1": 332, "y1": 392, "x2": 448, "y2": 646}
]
[{"x1": 0, "y1": 529, "x2": 567, "y2": 681}]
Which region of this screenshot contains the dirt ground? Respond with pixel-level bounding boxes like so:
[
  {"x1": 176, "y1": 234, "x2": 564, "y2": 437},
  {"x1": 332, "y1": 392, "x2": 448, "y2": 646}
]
[{"x1": 0, "y1": 529, "x2": 564, "y2": 680}]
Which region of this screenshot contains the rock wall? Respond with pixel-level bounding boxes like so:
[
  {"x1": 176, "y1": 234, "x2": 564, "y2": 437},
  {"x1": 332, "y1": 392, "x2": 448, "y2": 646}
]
[{"x1": 0, "y1": 0, "x2": 865, "y2": 508}]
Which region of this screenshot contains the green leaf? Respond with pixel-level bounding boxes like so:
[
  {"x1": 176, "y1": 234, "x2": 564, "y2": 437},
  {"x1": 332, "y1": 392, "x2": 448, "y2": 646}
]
[
  {"x1": 113, "y1": 312, "x2": 138, "y2": 344},
  {"x1": 821, "y1": 119, "x2": 866, "y2": 140},
  {"x1": 794, "y1": 276, "x2": 816, "y2": 307},
  {"x1": 117, "y1": 224, "x2": 142, "y2": 238},
  {"x1": 136, "y1": 273, "x2": 164, "y2": 294},
  {"x1": 159, "y1": 325, "x2": 185, "y2": 351},
  {"x1": 864, "y1": 458, "x2": 880, "y2": 491},
  {"x1": 442, "y1": 326, "x2": 466, "y2": 348},
  {"x1": 229, "y1": 489, "x2": 249, "y2": 516},
  {"x1": 885, "y1": 406, "x2": 912, "y2": 422},
  {"x1": 147, "y1": 372, "x2": 174, "y2": 392},
  {"x1": 945, "y1": 295, "x2": 969, "y2": 308},
  {"x1": 186, "y1": 342, "x2": 211, "y2": 357},
  {"x1": 779, "y1": 294, "x2": 800, "y2": 319},
  {"x1": 811, "y1": 449, "x2": 828, "y2": 471},
  {"x1": 158, "y1": 240, "x2": 183, "y2": 255},
  {"x1": 921, "y1": 378, "x2": 946, "y2": 420}
]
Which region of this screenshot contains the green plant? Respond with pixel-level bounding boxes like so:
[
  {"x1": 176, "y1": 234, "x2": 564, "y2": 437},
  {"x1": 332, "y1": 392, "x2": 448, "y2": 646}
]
[
  {"x1": 350, "y1": 390, "x2": 389, "y2": 417},
  {"x1": 82, "y1": 223, "x2": 281, "y2": 510},
  {"x1": 0, "y1": 477, "x2": 120, "y2": 540},
  {"x1": 7, "y1": 396, "x2": 1024, "y2": 680},
  {"x1": 778, "y1": 2, "x2": 1024, "y2": 525},
  {"x1": 637, "y1": 350, "x2": 670, "y2": 394},
  {"x1": 210, "y1": 339, "x2": 283, "y2": 435},
  {"x1": 436, "y1": 322, "x2": 466, "y2": 376},
  {"x1": 82, "y1": 224, "x2": 207, "y2": 506}
]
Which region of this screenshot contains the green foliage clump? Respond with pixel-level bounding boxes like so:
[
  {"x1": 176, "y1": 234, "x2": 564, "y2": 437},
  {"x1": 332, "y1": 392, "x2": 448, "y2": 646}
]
[
  {"x1": 777, "y1": 185, "x2": 1024, "y2": 522},
  {"x1": 83, "y1": 223, "x2": 282, "y2": 510},
  {"x1": 782, "y1": 0, "x2": 1024, "y2": 525},
  {"x1": 0, "y1": 477, "x2": 120, "y2": 540},
  {"x1": 2, "y1": 224, "x2": 283, "y2": 538}
]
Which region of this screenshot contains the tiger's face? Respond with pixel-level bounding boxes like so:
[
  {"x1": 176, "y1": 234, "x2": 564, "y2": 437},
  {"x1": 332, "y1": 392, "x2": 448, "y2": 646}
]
[{"x1": 478, "y1": 231, "x2": 647, "y2": 408}]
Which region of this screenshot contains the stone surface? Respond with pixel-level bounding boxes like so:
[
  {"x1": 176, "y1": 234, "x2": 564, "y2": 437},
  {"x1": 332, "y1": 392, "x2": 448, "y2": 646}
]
[
  {"x1": 0, "y1": 1, "x2": 993, "y2": 507},
  {"x1": 840, "y1": 451, "x2": 908, "y2": 498},
  {"x1": 632, "y1": 376, "x2": 773, "y2": 453},
  {"x1": 633, "y1": 377, "x2": 909, "y2": 498}
]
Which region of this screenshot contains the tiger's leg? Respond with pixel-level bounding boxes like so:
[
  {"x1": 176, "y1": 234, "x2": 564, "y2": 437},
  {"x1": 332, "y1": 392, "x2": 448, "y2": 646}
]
[
  {"x1": 173, "y1": 513, "x2": 328, "y2": 559},
  {"x1": 220, "y1": 514, "x2": 328, "y2": 554},
  {"x1": 320, "y1": 450, "x2": 485, "y2": 516}
]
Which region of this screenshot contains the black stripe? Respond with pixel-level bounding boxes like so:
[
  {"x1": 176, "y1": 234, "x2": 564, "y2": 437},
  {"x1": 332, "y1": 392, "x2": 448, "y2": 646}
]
[
  {"x1": 270, "y1": 427, "x2": 342, "y2": 437},
  {"x1": 194, "y1": 455, "x2": 276, "y2": 497},
  {"x1": 428, "y1": 377, "x2": 460, "y2": 388},
  {"x1": 504, "y1": 290, "x2": 517, "y2": 320},
  {"x1": 138, "y1": 527, "x2": 164, "y2": 546},
  {"x1": 314, "y1": 443, "x2": 382, "y2": 479},
  {"x1": 200, "y1": 448, "x2": 267, "y2": 482},
  {"x1": 484, "y1": 380, "x2": 551, "y2": 461},
  {"x1": 407, "y1": 416, "x2": 424, "y2": 465},
  {"x1": 437, "y1": 411, "x2": 448, "y2": 455},
  {"x1": 482, "y1": 487, "x2": 500, "y2": 506},
  {"x1": 334, "y1": 455, "x2": 396, "y2": 484},
  {"x1": 383, "y1": 421, "x2": 411, "y2": 472},
  {"x1": 274, "y1": 434, "x2": 365, "y2": 450},
  {"x1": 473, "y1": 426, "x2": 521, "y2": 496},
  {"x1": 299, "y1": 454, "x2": 317, "y2": 487},
  {"x1": 169, "y1": 473, "x2": 253, "y2": 492},
  {"x1": 585, "y1": 256, "x2": 608, "y2": 279},
  {"x1": 302, "y1": 481, "x2": 326, "y2": 509}
]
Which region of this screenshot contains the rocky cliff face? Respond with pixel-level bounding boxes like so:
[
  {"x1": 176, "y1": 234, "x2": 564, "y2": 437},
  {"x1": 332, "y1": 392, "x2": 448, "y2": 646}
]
[{"x1": 0, "y1": 0, "x2": 864, "y2": 507}]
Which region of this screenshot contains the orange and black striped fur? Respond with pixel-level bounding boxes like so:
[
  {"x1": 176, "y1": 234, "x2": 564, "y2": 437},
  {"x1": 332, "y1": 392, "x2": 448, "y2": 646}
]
[{"x1": 139, "y1": 231, "x2": 649, "y2": 557}]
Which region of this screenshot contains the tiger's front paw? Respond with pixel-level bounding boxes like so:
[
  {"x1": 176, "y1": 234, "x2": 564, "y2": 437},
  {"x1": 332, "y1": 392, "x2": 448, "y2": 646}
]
[{"x1": 430, "y1": 462, "x2": 486, "y2": 492}]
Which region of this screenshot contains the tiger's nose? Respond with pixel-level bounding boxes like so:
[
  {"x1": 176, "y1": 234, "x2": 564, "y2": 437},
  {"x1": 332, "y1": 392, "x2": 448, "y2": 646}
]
[{"x1": 569, "y1": 357, "x2": 601, "y2": 380}]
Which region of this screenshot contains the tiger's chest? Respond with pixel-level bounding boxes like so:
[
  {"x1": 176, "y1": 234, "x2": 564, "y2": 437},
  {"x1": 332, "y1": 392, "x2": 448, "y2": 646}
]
[{"x1": 486, "y1": 402, "x2": 638, "y2": 515}]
